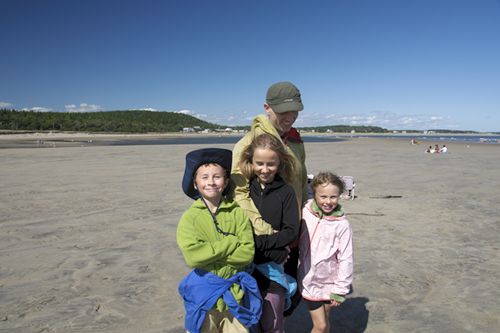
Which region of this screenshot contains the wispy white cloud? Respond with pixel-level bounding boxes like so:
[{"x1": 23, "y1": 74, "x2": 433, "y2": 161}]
[
  {"x1": 195, "y1": 113, "x2": 208, "y2": 120},
  {"x1": 206, "y1": 110, "x2": 259, "y2": 126},
  {"x1": 135, "y1": 107, "x2": 158, "y2": 112},
  {"x1": 202, "y1": 109, "x2": 451, "y2": 130},
  {"x1": 176, "y1": 109, "x2": 194, "y2": 116},
  {"x1": 21, "y1": 106, "x2": 53, "y2": 112},
  {"x1": 295, "y1": 110, "x2": 452, "y2": 130},
  {"x1": 65, "y1": 103, "x2": 103, "y2": 113},
  {"x1": 175, "y1": 109, "x2": 208, "y2": 120},
  {"x1": 0, "y1": 101, "x2": 13, "y2": 108}
]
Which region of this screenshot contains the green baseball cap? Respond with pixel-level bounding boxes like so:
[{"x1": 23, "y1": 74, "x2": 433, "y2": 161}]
[{"x1": 266, "y1": 81, "x2": 304, "y2": 113}]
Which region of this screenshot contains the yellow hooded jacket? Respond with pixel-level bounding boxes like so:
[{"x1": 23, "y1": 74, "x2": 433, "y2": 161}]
[{"x1": 231, "y1": 115, "x2": 308, "y2": 235}]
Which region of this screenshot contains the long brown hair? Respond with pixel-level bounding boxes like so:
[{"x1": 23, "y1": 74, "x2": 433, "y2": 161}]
[{"x1": 239, "y1": 133, "x2": 296, "y2": 183}]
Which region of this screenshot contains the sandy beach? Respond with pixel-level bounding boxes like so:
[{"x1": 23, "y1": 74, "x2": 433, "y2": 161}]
[{"x1": 1, "y1": 135, "x2": 499, "y2": 332}]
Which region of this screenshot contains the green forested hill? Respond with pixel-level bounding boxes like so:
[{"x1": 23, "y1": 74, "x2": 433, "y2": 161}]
[
  {"x1": 4, "y1": 109, "x2": 472, "y2": 134},
  {"x1": 0, "y1": 109, "x2": 222, "y2": 133}
]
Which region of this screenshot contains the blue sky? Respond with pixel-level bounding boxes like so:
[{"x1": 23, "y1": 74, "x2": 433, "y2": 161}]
[{"x1": 1, "y1": 0, "x2": 499, "y2": 132}]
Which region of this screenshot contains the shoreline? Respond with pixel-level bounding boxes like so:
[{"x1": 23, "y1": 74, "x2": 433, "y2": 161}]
[
  {"x1": 0, "y1": 131, "x2": 498, "y2": 149},
  {"x1": 0, "y1": 131, "x2": 244, "y2": 149},
  {"x1": 0, "y1": 131, "x2": 242, "y2": 140}
]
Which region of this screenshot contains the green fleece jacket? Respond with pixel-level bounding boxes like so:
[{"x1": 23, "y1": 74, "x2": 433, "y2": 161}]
[
  {"x1": 231, "y1": 115, "x2": 308, "y2": 235},
  {"x1": 176, "y1": 198, "x2": 255, "y2": 312}
]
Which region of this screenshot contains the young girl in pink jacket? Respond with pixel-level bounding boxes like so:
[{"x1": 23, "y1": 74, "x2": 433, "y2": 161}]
[{"x1": 298, "y1": 172, "x2": 353, "y2": 333}]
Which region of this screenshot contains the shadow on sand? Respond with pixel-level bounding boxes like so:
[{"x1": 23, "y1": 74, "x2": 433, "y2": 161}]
[
  {"x1": 170, "y1": 297, "x2": 369, "y2": 332},
  {"x1": 285, "y1": 297, "x2": 369, "y2": 333}
]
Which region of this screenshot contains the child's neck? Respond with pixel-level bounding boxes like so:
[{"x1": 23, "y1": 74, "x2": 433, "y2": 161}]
[
  {"x1": 257, "y1": 175, "x2": 276, "y2": 188},
  {"x1": 312, "y1": 200, "x2": 343, "y2": 217},
  {"x1": 202, "y1": 196, "x2": 222, "y2": 213}
]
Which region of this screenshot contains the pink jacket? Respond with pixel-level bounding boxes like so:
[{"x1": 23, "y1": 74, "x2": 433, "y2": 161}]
[{"x1": 298, "y1": 199, "x2": 353, "y2": 301}]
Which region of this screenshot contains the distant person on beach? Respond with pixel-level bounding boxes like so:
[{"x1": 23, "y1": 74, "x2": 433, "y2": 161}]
[
  {"x1": 298, "y1": 172, "x2": 353, "y2": 333},
  {"x1": 426, "y1": 146, "x2": 432, "y2": 153},
  {"x1": 231, "y1": 81, "x2": 308, "y2": 315},
  {"x1": 434, "y1": 144, "x2": 440, "y2": 154},
  {"x1": 440, "y1": 145, "x2": 448, "y2": 153},
  {"x1": 177, "y1": 148, "x2": 260, "y2": 333},
  {"x1": 239, "y1": 133, "x2": 300, "y2": 333}
]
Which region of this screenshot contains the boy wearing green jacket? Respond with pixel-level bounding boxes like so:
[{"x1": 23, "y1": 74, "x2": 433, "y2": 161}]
[{"x1": 177, "y1": 148, "x2": 256, "y2": 332}]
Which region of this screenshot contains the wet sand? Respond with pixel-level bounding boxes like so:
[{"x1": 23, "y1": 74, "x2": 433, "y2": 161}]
[{"x1": 1, "y1": 136, "x2": 499, "y2": 332}]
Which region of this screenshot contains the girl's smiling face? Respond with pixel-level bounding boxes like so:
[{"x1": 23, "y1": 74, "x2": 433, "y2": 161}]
[
  {"x1": 252, "y1": 147, "x2": 280, "y2": 184},
  {"x1": 314, "y1": 183, "x2": 340, "y2": 214}
]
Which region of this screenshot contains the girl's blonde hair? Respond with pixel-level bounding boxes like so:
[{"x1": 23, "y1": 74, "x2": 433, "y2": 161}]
[
  {"x1": 311, "y1": 171, "x2": 345, "y2": 195},
  {"x1": 239, "y1": 133, "x2": 296, "y2": 183}
]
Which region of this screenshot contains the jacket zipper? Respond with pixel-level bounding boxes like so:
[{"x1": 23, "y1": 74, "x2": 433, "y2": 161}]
[
  {"x1": 258, "y1": 187, "x2": 264, "y2": 211},
  {"x1": 302, "y1": 214, "x2": 322, "y2": 258},
  {"x1": 309, "y1": 215, "x2": 322, "y2": 246}
]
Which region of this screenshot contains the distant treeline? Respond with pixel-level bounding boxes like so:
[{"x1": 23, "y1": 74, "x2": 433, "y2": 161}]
[
  {"x1": 0, "y1": 109, "x2": 221, "y2": 133},
  {"x1": 298, "y1": 125, "x2": 389, "y2": 133},
  {"x1": 1, "y1": 109, "x2": 389, "y2": 133},
  {"x1": 1, "y1": 109, "x2": 493, "y2": 134}
]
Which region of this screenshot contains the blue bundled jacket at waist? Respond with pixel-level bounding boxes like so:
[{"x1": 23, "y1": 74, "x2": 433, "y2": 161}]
[{"x1": 178, "y1": 268, "x2": 262, "y2": 333}]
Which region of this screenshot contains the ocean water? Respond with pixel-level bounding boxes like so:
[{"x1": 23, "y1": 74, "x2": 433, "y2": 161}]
[
  {"x1": 108, "y1": 135, "x2": 348, "y2": 146},
  {"x1": 5, "y1": 133, "x2": 498, "y2": 149},
  {"x1": 106, "y1": 134, "x2": 499, "y2": 146}
]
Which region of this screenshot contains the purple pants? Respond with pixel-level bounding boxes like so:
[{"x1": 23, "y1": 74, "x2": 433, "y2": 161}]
[{"x1": 259, "y1": 286, "x2": 285, "y2": 333}]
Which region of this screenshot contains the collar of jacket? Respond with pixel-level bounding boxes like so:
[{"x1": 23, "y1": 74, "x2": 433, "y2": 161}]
[
  {"x1": 310, "y1": 199, "x2": 344, "y2": 219},
  {"x1": 250, "y1": 174, "x2": 287, "y2": 194},
  {"x1": 192, "y1": 198, "x2": 238, "y2": 210},
  {"x1": 250, "y1": 115, "x2": 303, "y2": 144},
  {"x1": 282, "y1": 127, "x2": 303, "y2": 143}
]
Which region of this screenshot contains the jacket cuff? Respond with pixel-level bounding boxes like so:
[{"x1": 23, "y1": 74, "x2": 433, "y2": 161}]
[{"x1": 330, "y1": 293, "x2": 346, "y2": 303}]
